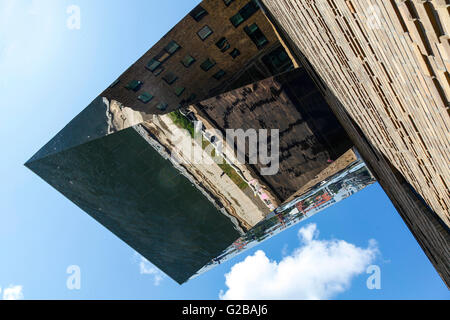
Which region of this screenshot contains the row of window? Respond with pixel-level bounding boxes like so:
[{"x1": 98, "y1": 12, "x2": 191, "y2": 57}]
[
  {"x1": 157, "y1": 57, "x2": 226, "y2": 81},
  {"x1": 189, "y1": 1, "x2": 238, "y2": 24},
  {"x1": 188, "y1": 0, "x2": 265, "y2": 84},
  {"x1": 130, "y1": 32, "x2": 264, "y2": 107},
  {"x1": 124, "y1": 80, "x2": 168, "y2": 110},
  {"x1": 198, "y1": 22, "x2": 267, "y2": 50},
  {"x1": 110, "y1": 77, "x2": 192, "y2": 109},
  {"x1": 146, "y1": 40, "x2": 181, "y2": 73},
  {"x1": 230, "y1": 0, "x2": 260, "y2": 28},
  {"x1": 198, "y1": 26, "x2": 241, "y2": 59},
  {"x1": 215, "y1": 37, "x2": 241, "y2": 59},
  {"x1": 118, "y1": 1, "x2": 265, "y2": 110},
  {"x1": 124, "y1": 78, "x2": 199, "y2": 109},
  {"x1": 189, "y1": 0, "x2": 261, "y2": 33}
]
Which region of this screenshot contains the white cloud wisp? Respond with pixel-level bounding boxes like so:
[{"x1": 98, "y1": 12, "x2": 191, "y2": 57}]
[{"x1": 1, "y1": 285, "x2": 24, "y2": 300}]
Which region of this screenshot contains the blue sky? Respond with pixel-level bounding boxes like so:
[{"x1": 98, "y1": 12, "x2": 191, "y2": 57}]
[{"x1": 0, "y1": 0, "x2": 448, "y2": 300}]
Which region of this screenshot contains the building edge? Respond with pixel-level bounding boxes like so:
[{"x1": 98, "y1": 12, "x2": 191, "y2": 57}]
[{"x1": 258, "y1": 0, "x2": 450, "y2": 287}]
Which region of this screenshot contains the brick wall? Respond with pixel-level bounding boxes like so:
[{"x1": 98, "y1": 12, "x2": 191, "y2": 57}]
[
  {"x1": 261, "y1": 0, "x2": 450, "y2": 286},
  {"x1": 102, "y1": 0, "x2": 281, "y2": 115}
]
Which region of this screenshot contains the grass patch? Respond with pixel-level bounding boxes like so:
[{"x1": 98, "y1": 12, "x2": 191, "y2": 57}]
[
  {"x1": 168, "y1": 110, "x2": 248, "y2": 190},
  {"x1": 168, "y1": 110, "x2": 194, "y2": 137},
  {"x1": 202, "y1": 140, "x2": 247, "y2": 190},
  {"x1": 217, "y1": 161, "x2": 248, "y2": 190},
  {"x1": 202, "y1": 139, "x2": 216, "y2": 158}
]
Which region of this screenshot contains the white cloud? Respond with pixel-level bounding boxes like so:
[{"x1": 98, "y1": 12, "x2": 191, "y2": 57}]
[
  {"x1": 136, "y1": 255, "x2": 165, "y2": 286},
  {"x1": 281, "y1": 244, "x2": 289, "y2": 257},
  {"x1": 298, "y1": 223, "x2": 319, "y2": 243},
  {"x1": 220, "y1": 223, "x2": 378, "y2": 300},
  {"x1": 2, "y1": 285, "x2": 24, "y2": 300}
]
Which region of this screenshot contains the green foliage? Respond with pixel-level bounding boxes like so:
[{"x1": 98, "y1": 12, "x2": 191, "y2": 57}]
[
  {"x1": 168, "y1": 110, "x2": 194, "y2": 137},
  {"x1": 217, "y1": 161, "x2": 248, "y2": 190},
  {"x1": 168, "y1": 110, "x2": 247, "y2": 190}
]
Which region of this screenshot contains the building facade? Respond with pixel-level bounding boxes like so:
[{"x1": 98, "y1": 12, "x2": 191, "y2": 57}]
[
  {"x1": 196, "y1": 68, "x2": 353, "y2": 201},
  {"x1": 260, "y1": 0, "x2": 450, "y2": 286},
  {"x1": 102, "y1": 0, "x2": 294, "y2": 116},
  {"x1": 26, "y1": 0, "x2": 450, "y2": 286}
]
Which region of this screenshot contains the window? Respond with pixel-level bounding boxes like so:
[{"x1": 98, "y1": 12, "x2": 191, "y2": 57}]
[
  {"x1": 230, "y1": 48, "x2": 241, "y2": 59},
  {"x1": 200, "y1": 58, "x2": 216, "y2": 71},
  {"x1": 147, "y1": 41, "x2": 180, "y2": 72},
  {"x1": 240, "y1": 0, "x2": 259, "y2": 19},
  {"x1": 223, "y1": 0, "x2": 235, "y2": 6},
  {"x1": 125, "y1": 80, "x2": 143, "y2": 92},
  {"x1": 109, "y1": 79, "x2": 120, "y2": 88},
  {"x1": 197, "y1": 25, "x2": 213, "y2": 40},
  {"x1": 216, "y1": 37, "x2": 230, "y2": 52},
  {"x1": 156, "y1": 103, "x2": 168, "y2": 111},
  {"x1": 162, "y1": 72, "x2": 178, "y2": 85},
  {"x1": 230, "y1": 13, "x2": 244, "y2": 27},
  {"x1": 181, "y1": 54, "x2": 196, "y2": 67},
  {"x1": 186, "y1": 93, "x2": 197, "y2": 103},
  {"x1": 230, "y1": 0, "x2": 259, "y2": 27},
  {"x1": 181, "y1": 93, "x2": 197, "y2": 105},
  {"x1": 146, "y1": 59, "x2": 161, "y2": 72},
  {"x1": 174, "y1": 87, "x2": 185, "y2": 97},
  {"x1": 154, "y1": 50, "x2": 171, "y2": 63},
  {"x1": 190, "y1": 5, "x2": 208, "y2": 22},
  {"x1": 262, "y1": 46, "x2": 294, "y2": 74},
  {"x1": 153, "y1": 66, "x2": 164, "y2": 76},
  {"x1": 213, "y1": 69, "x2": 226, "y2": 80},
  {"x1": 164, "y1": 40, "x2": 181, "y2": 55},
  {"x1": 138, "y1": 92, "x2": 153, "y2": 104},
  {"x1": 244, "y1": 23, "x2": 268, "y2": 49}
]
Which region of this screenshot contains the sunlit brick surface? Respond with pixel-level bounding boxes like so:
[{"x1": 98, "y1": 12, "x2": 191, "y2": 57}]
[{"x1": 263, "y1": 0, "x2": 449, "y2": 226}]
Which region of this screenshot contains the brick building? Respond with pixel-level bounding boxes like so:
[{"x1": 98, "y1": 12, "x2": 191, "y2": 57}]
[
  {"x1": 26, "y1": 0, "x2": 450, "y2": 286},
  {"x1": 102, "y1": 0, "x2": 294, "y2": 116},
  {"x1": 260, "y1": 0, "x2": 450, "y2": 286}
]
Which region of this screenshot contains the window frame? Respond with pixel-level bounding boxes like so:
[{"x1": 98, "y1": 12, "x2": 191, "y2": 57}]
[
  {"x1": 200, "y1": 58, "x2": 216, "y2": 71},
  {"x1": 156, "y1": 103, "x2": 168, "y2": 111},
  {"x1": 230, "y1": 13, "x2": 244, "y2": 27},
  {"x1": 146, "y1": 59, "x2": 161, "y2": 72},
  {"x1": 197, "y1": 25, "x2": 213, "y2": 41},
  {"x1": 153, "y1": 66, "x2": 164, "y2": 76},
  {"x1": 230, "y1": 0, "x2": 259, "y2": 28},
  {"x1": 212, "y1": 69, "x2": 226, "y2": 80},
  {"x1": 164, "y1": 40, "x2": 181, "y2": 55},
  {"x1": 162, "y1": 71, "x2": 178, "y2": 85},
  {"x1": 137, "y1": 92, "x2": 154, "y2": 104},
  {"x1": 189, "y1": 5, "x2": 208, "y2": 22},
  {"x1": 240, "y1": 0, "x2": 259, "y2": 20},
  {"x1": 216, "y1": 37, "x2": 230, "y2": 52},
  {"x1": 244, "y1": 23, "x2": 268, "y2": 49},
  {"x1": 181, "y1": 54, "x2": 196, "y2": 68},
  {"x1": 125, "y1": 80, "x2": 143, "y2": 92},
  {"x1": 223, "y1": 0, "x2": 235, "y2": 6},
  {"x1": 230, "y1": 48, "x2": 241, "y2": 59},
  {"x1": 174, "y1": 87, "x2": 185, "y2": 97}
]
